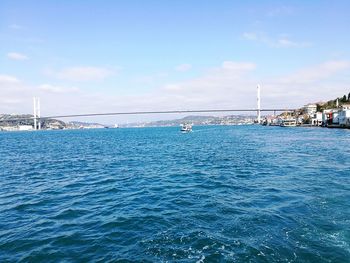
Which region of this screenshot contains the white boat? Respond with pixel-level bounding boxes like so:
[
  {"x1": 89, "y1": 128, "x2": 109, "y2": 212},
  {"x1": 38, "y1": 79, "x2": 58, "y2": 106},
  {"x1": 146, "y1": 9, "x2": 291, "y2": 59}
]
[
  {"x1": 180, "y1": 123, "x2": 192, "y2": 132},
  {"x1": 280, "y1": 119, "x2": 297, "y2": 127}
]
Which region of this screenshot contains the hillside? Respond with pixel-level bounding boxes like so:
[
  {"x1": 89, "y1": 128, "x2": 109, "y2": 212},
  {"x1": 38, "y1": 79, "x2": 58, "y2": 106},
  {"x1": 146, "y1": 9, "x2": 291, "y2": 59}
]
[
  {"x1": 121, "y1": 115, "x2": 255, "y2": 127},
  {"x1": 0, "y1": 114, "x2": 66, "y2": 129},
  {"x1": 317, "y1": 92, "x2": 350, "y2": 111}
]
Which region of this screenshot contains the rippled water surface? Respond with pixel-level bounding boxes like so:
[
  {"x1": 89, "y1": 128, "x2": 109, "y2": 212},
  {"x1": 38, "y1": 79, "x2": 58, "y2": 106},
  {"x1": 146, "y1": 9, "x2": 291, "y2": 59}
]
[{"x1": 1, "y1": 126, "x2": 349, "y2": 262}]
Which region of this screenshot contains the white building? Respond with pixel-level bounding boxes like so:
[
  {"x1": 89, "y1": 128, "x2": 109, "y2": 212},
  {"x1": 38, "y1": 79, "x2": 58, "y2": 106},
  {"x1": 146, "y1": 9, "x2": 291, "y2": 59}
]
[
  {"x1": 303, "y1": 104, "x2": 317, "y2": 115},
  {"x1": 341, "y1": 104, "x2": 350, "y2": 110},
  {"x1": 311, "y1": 112, "x2": 323, "y2": 126},
  {"x1": 338, "y1": 104, "x2": 350, "y2": 127},
  {"x1": 18, "y1": 125, "x2": 33, "y2": 131},
  {"x1": 322, "y1": 109, "x2": 339, "y2": 126},
  {"x1": 1, "y1": 126, "x2": 17, "y2": 131},
  {"x1": 332, "y1": 111, "x2": 340, "y2": 124}
]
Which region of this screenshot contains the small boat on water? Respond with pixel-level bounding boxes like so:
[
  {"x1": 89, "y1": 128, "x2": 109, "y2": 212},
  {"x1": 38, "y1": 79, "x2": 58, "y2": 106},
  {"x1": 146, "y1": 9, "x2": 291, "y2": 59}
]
[
  {"x1": 280, "y1": 119, "x2": 297, "y2": 127},
  {"x1": 180, "y1": 123, "x2": 193, "y2": 132}
]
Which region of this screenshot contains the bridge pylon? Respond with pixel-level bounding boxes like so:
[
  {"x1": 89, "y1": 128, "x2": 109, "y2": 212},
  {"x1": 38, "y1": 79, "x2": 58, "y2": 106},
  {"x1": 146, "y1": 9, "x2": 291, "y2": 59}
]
[{"x1": 257, "y1": 84, "x2": 261, "y2": 123}]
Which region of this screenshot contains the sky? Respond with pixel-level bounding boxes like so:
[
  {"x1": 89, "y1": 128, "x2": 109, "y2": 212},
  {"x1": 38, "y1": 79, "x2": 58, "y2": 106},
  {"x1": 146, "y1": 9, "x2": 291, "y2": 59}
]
[{"x1": 1, "y1": 0, "x2": 350, "y2": 123}]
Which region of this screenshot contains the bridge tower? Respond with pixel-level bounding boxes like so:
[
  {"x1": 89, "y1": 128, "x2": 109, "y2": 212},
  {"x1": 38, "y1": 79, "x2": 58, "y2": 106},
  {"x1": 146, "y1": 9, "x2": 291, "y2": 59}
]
[
  {"x1": 37, "y1": 98, "x2": 41, "y2": 130},
  {"x1": 257, "y1": 84, "x2": 261, "y2": 123},
  {"x1": 33, "y1": 97, "x2": 37, "y2": 130},
  {"x1": 33, "y1": 97, "x2": 41, "y2": 130}
]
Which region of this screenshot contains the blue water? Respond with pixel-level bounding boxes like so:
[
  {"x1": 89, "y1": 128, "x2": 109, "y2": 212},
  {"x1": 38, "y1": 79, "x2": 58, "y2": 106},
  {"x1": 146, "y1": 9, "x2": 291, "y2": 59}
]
[{"x1": 0, "y1": 126, "x2": 349, "y2": 262}]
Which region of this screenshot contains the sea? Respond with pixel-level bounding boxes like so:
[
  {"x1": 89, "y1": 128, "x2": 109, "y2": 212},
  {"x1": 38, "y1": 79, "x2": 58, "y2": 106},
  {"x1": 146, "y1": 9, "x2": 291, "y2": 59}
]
[{"x1": 0, "y1": 125, "x2": 349, "y2": 262}]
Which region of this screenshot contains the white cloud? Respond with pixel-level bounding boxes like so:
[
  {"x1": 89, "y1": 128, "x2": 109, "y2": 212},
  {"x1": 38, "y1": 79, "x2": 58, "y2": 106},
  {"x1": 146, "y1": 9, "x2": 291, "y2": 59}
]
[
  {"x1": 0, "y1": 74, "x2": 20, "y2": 84},
  {"x1": 133, "y1": 72, "x2": 168, "y2": 85},
  {"x1": 266, "y1": 6, "x2": 294, "y2": 17},
  {"x1": 0, "y1": 79, "x2": 83, "y2": 114},
  {"x1": 1, "y1": 60, "x2": 349, "y2": 121},
  {"x1": 38, "y1": 84, "x2": 80, "y2": 93},
  {"x1": 0, "y1": 75, "x2": 29, "y2": 113},
  {"x1": 260, "y1": 60, "x2": 350, "y2": 107},
  {"x1": 242, "y1": 32, "x2": 311, "y2": 48},
  {"x1": 47, "y1": 66, "x2": 114, "y2": 81},
  {"x1": 221, "y1": 61, "x2": 256, "y2": 71},
  {"x1": 242, "y1": 32, "x2": 258, "y2": 41},
  {"x1": 160, "y1": 60, "x2": 350, "y2": 110},
  {"x1": 9, "y1": 24, "x2": 23, "y2": 30},
  {"x1": 1, "y1": 98, "x2": 22, "y2": 104},
  {"x1": 7, "y1": 52, "x2": 29, "y2": 60},
  {"x1": 175, "y1": 64, "x2": 192, "y2": 72},
  {"x1": 161, "y1": 61, "x2": 257, "y2": 108},
  {"x1": 278, "y1": 60, "x2": 350, "y2": 84},
  {"x1": 276, "y1": 38, "x2": 311, "y2": 48}
]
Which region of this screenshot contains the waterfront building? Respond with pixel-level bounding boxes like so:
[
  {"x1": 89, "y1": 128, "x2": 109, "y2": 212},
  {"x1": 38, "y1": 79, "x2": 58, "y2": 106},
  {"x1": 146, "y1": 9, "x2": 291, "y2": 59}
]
[
  {"x1": 333, "y1": 112, "x2": 340, "y2": 124},
  {"x1": 341, "y1": 104, "x2": 350, "y2": 110},
  {"x1": 322, "y1": 109, "x2": 339, "y2": 126},
  {"x1": 311, "y1": 112, "x2": 323, "y2": 126},
  {"x1": 18, "y1": 125, "x2": 33, "y2": 131},
  {"x1": 47, "y1": 123, "x2": 63, "y2": 130},
  {"x1": 296, "y1": 115, "x2": 304, "y2": 125},
  {"x1": 303, "y1": 104, "x2": 317, "y2": 116},
  {"x1": 338, "y1": 105, "x2": 350, "y2": 127},
  {"x1": 1, "y1": 126, "x2": 18, "y2": 131}
]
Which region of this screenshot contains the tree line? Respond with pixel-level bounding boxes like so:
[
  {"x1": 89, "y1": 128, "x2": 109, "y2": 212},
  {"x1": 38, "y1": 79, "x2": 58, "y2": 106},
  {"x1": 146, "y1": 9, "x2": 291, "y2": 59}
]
[{"x1": 317, "y1": 92, "x2": 350, "y2": 111}]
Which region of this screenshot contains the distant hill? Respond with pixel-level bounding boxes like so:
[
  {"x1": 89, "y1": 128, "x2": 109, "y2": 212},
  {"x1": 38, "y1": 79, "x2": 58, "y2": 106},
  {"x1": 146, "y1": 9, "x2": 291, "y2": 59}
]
[
  {"x1": 0, "y1": 114, "x2": 255, "y2": 129},
  {"x1": 0, "y1": 114, "x2": 66, "y2": 129},
  {"x1": 121, "y1": 115, "x2": 255, "y2": 127},
  {"x1": 67, "y1": 121, "x2": 106, "y2": 128}
]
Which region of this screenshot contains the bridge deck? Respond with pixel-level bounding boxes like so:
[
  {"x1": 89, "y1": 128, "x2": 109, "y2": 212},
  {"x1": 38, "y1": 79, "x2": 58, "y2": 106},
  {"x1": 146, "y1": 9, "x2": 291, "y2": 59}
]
[{"x1": 0, "y1": 108, "x2": 295, "y2": 122}]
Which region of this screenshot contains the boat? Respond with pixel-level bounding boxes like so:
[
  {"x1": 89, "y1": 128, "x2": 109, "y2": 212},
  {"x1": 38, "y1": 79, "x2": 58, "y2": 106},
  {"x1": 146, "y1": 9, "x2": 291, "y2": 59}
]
[
  {"x1": 180, "y1": 123, "x2": 192, "y2": 132},
  {"x1": 280, "y1": 119, "x2": 297, "y2": 127}
]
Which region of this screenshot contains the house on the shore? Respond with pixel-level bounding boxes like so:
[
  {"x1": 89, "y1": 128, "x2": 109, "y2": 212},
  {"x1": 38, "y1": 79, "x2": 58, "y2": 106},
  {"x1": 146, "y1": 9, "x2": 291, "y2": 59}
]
[
  {"x1": 303, "y1": 104, "x2": 317, "y2": 116},
  {"x1": 322, "y1": 109, "x2": 339, "y2": 126},
  {"x1": 338, "y1": 104, "x2": 350, "y2": 127},
  {"x1": 311, "y1": 112, "x2": 323, "y2": 126},
  {"x1": 322, "y1": 104, "x2": 350, "y2": 127},
  {"x1": 18, "y1": 125, "x2": 33, "y2": 131}
]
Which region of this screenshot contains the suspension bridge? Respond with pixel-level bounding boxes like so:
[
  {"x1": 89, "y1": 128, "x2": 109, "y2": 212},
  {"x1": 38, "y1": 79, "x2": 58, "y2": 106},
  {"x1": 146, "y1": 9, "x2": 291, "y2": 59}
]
[{"x1": 0, "y1": 85, "x2": 296, "y2": 129}]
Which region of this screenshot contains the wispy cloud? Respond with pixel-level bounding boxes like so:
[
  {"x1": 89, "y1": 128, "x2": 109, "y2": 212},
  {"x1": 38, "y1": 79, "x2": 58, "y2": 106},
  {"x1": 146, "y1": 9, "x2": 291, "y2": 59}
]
[
  {"x1": 1, "y1": 98, "x2": 23, "y2": 104},
  {"x1": 221, "y1": 61, "x2": 256, "y2": 71},
  {"x1": 46, "y1": 66, "x2": 114, "y2": 81},
  {"x1": 259, "y1": 60, "x2": 350, "y2": 107},
  {"x1": 162, "y1": 61, "x2": 257, "y2": 108},
  {"x1": 266, "y1": 6, "x2": 294, "y2": 17},
  {"x1": 0, "y1": 74, "x2": 20, "y2": 84},
  {"x1": 242, "y1": 32, "x2": 311, "y2": 48},
  {"x1": 175, "y1": 64, "x2": 192, "y2": 72},
  {"x1": 161, "y1": 60, "x2": 349, "y2": 110},
  {"x1": 1, "y1": 61, "x2": 349, "y2": 119},
  {"x1": 279, "y1": 60, "x2": 350, "y2": 84},
  {"x1": 38, "y1": 84, "x2": 80, "y2": 93},
  {"x1": 242, "y1": 32, "x2": 259, "y2": 41},
  {"x1": 276, "y1": 38, "x2": 311, "y2": 48},
  {"x1": 7, "y1": 52, "x2": 29, "y2": 60},
  {"x1": 0, "y1": 75, "x2": 25, "y2": 112},
  {"x1": 9, "y1": 24, "x2": 23, "y2": 30},
  {"x1": 134, "y1": 72, "x2": 168, "y2": 85}
]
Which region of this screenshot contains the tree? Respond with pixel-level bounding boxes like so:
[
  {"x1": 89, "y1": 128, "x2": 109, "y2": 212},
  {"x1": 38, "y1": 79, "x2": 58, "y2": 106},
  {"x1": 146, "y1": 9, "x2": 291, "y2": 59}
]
[
  {"x1": 316, "y1": 104, "x2": 322, "y2": 112},
  {"x1": 348, "y1": 92, "x2": 350, "y2": 101},
  {"x1": 342, "y1": 95, "x2": 347, "y2": 102},
  {"x1": 303, "y1": 114, "x2": 311, "y2": 124}
]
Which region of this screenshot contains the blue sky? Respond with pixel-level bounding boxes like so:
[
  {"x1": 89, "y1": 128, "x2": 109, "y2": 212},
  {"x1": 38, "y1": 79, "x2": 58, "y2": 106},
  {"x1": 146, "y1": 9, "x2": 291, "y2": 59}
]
[{"x1": 1, "y1": 0, "x2": 350, "y2": 122}]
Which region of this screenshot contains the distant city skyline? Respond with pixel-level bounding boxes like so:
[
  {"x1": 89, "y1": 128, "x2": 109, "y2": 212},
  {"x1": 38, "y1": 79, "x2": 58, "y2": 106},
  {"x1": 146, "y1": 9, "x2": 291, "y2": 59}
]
[{"x1": 1, "y1": 0, "x2": 350, "y2": 122}]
